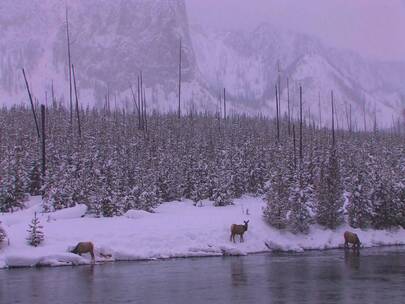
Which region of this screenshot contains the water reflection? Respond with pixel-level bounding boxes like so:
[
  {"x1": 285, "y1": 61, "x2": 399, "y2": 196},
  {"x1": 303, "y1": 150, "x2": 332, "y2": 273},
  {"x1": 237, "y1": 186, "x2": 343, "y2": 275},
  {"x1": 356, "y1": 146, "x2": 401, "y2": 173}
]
[
  {"x1": 2, "y1": 248, "x2": 405, "y2": 304},
  {"x1": 344, "y1": 249, "x2": 360, "y2": 270},
  {"x1": 230, "y1": 257, "x2": 247, "y2": 287}
]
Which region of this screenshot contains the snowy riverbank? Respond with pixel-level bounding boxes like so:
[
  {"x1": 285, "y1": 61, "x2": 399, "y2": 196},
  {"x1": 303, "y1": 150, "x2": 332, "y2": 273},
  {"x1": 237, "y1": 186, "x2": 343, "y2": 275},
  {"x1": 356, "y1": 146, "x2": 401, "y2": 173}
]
[{"x1": 1, "y1": 196, "x2": 405, "y2": 269}]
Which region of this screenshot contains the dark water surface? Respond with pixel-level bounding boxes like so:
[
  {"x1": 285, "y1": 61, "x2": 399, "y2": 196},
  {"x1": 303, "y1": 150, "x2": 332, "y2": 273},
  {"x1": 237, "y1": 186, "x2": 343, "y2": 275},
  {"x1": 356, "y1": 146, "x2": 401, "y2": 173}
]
[{"x1": 1, "y1": 247, "x2": 405, "y2": 304}]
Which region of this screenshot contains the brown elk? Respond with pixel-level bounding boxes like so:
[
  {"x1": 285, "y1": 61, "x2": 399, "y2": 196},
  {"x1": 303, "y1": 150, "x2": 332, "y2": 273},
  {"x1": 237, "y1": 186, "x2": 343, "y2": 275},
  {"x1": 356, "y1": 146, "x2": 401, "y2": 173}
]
[
  {"x1": 0, "y1": 221, "x2": 9, "y2": 246},
  {"x1": 344, "y1": 231, "x2": 361, "y2": 249},
  {"x1": 230, "y1": 220, "x2": 249, "y2": 243},
  {"x1": 71, "y1": 241, "x2": 95, "y2": 262}
]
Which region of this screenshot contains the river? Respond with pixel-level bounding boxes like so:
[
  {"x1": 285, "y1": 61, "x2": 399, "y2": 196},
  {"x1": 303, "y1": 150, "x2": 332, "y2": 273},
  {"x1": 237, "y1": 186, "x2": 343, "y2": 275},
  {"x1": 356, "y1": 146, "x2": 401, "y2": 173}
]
[{"x1": 1, "y1": 247, "x2": 405, "y2": 304}]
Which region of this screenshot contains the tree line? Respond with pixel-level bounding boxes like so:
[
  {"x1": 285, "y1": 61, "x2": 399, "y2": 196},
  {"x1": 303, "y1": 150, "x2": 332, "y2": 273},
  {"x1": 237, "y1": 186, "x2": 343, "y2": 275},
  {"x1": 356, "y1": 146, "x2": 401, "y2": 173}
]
[{"x1": 1, "y1": 102, "x2": 404, "y2": 233}]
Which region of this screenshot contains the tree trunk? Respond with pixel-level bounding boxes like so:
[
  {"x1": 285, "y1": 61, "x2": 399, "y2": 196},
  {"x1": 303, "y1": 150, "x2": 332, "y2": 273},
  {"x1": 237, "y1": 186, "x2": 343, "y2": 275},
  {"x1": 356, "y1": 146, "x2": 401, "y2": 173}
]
[
  {"x1": 72, "y1": 64, "x2": 81, "y2": 139},
  {"x1": 22, "y1": 69, "x2": 40, "y2": 139},
  {"x1": 41, "y1": 105, "x2": 46, "y2": 178}
]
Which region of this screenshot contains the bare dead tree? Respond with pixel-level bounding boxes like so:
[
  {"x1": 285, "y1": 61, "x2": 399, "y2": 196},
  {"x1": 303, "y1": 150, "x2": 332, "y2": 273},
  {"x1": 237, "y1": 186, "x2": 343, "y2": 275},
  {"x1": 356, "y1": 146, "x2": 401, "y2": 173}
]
[
  {"x1": 275, "y1": 84, "x2": 280, "y2": 142},
  {"x1": 287, "y1": 77, "x2": 291, "y2": 136},
  {"x1": 51, "y1": 80, "x2": 55, "y2": 106},
  {"x1": 106, "y1": 86, "x2": 111, "y2": 114},
  {"x1": 130, "y1": 84, "x2": 140, "y2": 129},
  {"x1": 137, "y1": 75, "x2": 141, "y2": 129},
  {"x1": 143, "y1": 88, "x2": 148, "y2": 133},
  {"x1": 344, "y1": 100, "x2": 352, "y2": 133},
  {"x1": 140, "y1": 72, "x2": 145, "y2": 130},
  {"x1": 71, "y1": 64, "x2": 81, "y2": 139},
  {"x1": 223, "y1": 88, "x2": 226, "y2": 120},
  {"x1": 299, "y1": 86, "x2": 303, "y2": 163},
  {"x1": 277, "y1": 60, "x2": 281, "y2": 113},
  {"x1": 217, "y1": 90, "x2": 222, "y2": 132},
  {"x1": 331, "y1": 90, "x2": 335, "y2": 146},
  {"x1": 40, "y1": 105, "x2": 46, "y2": 177},
  {"x1": 293, "y1": 124, "x2": 297, "y2": 169},
  {"x1": 318, "y1": 91, "x2": 322, "y2": 129},
  {"x1": 65, "y1": 6, "x2": 73, "y2": 127},
  {"x1": 373, "y1": 102, "x2": 377, "y2": 133},
  {"x1": 22, "y1": 69, "x2": 40, "y2": 139},
  {"x1": 178, "y1": 39, "x2": 182, "y2": 119}
]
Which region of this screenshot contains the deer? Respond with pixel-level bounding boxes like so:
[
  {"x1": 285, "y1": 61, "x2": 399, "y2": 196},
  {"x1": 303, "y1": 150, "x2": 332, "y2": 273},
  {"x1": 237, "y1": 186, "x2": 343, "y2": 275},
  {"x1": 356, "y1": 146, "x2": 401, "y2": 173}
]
[
  {"x1": 344, "y1": 231, "x2": 361, "y2": 250},
  {"x1": 0, "y1": 221, "x2": 9, "y2": 247},
  {"x1": 70, "y1": 241, "x2": 95, "y2": 262},
  {"x1": 230, "y1": 220, "x2": 249, "y2": 243}
]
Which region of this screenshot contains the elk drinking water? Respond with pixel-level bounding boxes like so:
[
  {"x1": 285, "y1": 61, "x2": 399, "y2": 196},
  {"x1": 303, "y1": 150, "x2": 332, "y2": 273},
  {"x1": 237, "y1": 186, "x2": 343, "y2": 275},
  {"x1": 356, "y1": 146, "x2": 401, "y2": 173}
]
[
  {"x1": 70, "y1": 241, "x2": 95, "y2": 262},
  {"x1": 0, "y1": 221, "x2": 9, "y2": 247},
  {"x1": 344, "y1": 231, "x2": 361, "y2": 249},
  {"x1": 230, "y1": 220, "x2": 249, "y2": 243}
]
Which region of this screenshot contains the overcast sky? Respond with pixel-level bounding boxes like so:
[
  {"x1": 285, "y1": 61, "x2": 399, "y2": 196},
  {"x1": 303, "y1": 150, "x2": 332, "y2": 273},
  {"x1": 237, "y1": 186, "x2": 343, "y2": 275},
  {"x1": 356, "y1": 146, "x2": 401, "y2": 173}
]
[{"x1": 186, "y1": 0, "x2": 405, "y2": 62}]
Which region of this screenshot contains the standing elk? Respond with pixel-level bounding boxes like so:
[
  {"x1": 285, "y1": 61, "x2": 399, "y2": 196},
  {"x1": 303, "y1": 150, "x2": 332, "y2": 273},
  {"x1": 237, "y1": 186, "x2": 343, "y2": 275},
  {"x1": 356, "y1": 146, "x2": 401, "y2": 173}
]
[{"x1": 230, "y1": 220, "x2": 249, "y2": 243}]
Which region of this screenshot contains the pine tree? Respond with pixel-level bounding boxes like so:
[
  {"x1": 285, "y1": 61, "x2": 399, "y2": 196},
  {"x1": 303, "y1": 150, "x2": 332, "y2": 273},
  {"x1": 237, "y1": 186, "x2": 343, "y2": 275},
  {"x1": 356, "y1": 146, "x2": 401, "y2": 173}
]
[
  {"x1": 263, "y1": 171, "x2": 289, "y2": 229},
  {"x1": 0, "y1": 148, "x2": 27, "y2": 212},
  {"x1": 315, "y1": 148, "x2": 344, "y2": 229},
  {"x1": 29, "y1": 160, "x2": 42, "y2": 196},
  {"x1": 211, "y1": 170, "x2": 233, "y2": 206},
  {"x1": 347, "y1": 167, "x2": 372, "y2": 228},
  {"x1": 393, "y1": 182, "x2": 405, "y2": 228},
  {"x1": 287, "y1": 173, "x2": 312, "y2": 234},
  {"x1": 370, "y1": 171, "x2": 401, "y2": 229},
  {"x1": 27, "y1": 212, "x2": 45, "y2": 247},
  {"x1": 138, "y1": 186, "x2": 158, "y2": 212}
]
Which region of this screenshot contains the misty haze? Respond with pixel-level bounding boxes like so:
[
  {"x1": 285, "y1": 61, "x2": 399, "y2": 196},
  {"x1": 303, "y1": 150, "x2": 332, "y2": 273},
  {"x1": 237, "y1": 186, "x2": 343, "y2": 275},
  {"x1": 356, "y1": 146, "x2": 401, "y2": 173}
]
[{"x1": 1, "y1": 1, "x2": 405, "y2": 304}]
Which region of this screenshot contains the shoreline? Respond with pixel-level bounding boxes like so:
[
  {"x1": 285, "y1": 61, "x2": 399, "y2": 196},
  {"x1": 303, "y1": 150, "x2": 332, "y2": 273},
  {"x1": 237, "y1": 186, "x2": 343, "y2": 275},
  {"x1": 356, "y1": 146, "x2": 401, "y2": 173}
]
[
  {"x1": 1, "y1": 195, "x2": 405, "y2": 270},
  {"x1": 3, "y1": 244, "x2": 405, "y2": 271}
]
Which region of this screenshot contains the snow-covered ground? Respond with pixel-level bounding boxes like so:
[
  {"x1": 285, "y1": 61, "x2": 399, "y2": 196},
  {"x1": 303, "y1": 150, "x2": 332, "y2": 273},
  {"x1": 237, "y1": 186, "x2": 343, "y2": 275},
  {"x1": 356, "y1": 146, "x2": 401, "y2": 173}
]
[{"x1": 1, "y1": 196, "x2": 405, "y2": 269}]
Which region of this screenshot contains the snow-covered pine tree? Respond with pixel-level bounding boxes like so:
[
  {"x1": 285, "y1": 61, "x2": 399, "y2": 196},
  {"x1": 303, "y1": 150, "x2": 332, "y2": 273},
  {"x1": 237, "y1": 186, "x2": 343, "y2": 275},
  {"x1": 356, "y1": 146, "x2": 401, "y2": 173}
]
[
  {"x1": 138, "y1": 186, "x2": 159, "y2": 212},
  {"x1": 0, "y1": 147, "x2": 28, "y2": 212},
  {"x1": 263, "y1": 171, "x2": 289, "y2": 229},
  {"x1": 393, "y1": 180, "x2": 405, "y2": 228},
  {"x1": 27, "y1": 212, "x2": 44, "y2": 247},
  {"x1": 28, "y1": 160, "x2": 42, "y2": 196},
  {"x1": 287, "y1": 173, "x2": 312, "y2": 234},
  {"x1": 347, "y1": 166, "x2": 372, "y2": 228},
  {"x1": 211, "y1": 177, "x2": 233, "y2": 206},
  {"x1": 211, "y1": 151, "x2": 233, "y2": 206},
  {"x1": 123, "y1": 186, "x2": 140, "y2": 211},
  {"x1": 315, "y1": 148, "x2": 344, "y2": 229},
  {"x1": 0, "y1": 181, "x2": 16, "y2": 213},
  {"x1": 370, "y1": 170, "x2": 401, "y2": 229}
]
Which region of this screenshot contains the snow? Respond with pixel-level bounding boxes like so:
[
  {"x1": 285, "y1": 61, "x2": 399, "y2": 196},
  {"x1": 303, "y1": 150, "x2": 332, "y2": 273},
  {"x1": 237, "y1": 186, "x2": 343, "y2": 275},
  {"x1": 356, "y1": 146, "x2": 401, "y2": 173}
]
[
  {"x1": 124, "y1": 209, "x2": 152, "y2": 219},
  {"x1": 47, "y1": 204, "x2": 87, "y2": 220},
  {"x1": 1, "y1": 195, "x2": 405, "y2": 269}
]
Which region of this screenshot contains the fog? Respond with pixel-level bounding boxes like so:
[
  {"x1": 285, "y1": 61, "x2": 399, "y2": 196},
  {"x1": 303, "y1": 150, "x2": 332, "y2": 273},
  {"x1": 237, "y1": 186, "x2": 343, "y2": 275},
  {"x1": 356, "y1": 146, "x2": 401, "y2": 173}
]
[{"x1": 186, "y1": 0, "x2": 405, "y2": 62}]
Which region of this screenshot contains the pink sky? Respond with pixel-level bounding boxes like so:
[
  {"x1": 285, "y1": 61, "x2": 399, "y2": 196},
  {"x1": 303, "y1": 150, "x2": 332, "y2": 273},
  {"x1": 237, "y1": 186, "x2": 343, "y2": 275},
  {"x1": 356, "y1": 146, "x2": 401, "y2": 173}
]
[{"x1": 186, "y1": 0, "x2": 405, "y2": 62}]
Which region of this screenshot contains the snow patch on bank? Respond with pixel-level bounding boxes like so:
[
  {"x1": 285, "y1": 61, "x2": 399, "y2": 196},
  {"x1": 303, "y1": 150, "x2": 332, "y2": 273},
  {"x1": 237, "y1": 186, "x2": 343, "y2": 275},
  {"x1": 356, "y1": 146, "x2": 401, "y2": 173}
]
[{"x1": 1, "y1": 196, "x2": 405, "y2": 269}]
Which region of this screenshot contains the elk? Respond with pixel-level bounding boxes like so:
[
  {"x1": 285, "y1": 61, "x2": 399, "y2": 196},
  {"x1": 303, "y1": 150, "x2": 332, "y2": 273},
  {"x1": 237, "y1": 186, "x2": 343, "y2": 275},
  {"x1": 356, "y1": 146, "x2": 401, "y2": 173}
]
[
  {"x1": 230, "y1": 220, "x2": 249, "y2": 243},
  {"x1": 344, "y1": 231, "x2": 361, "y2": 249},
  {"x1": 0, "y1": 221, "x2": 9, "y2": 246},
  {"x1": 70, "y1": 241, "x2": 95, "y2": 262}
]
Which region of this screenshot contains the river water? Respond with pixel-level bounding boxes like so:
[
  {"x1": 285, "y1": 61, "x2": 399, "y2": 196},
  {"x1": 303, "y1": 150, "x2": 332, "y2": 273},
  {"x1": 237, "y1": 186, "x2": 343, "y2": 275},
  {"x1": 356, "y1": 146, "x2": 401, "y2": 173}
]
[{"x1": 1, "y1": 247, "x2": 405, "y2": 304}]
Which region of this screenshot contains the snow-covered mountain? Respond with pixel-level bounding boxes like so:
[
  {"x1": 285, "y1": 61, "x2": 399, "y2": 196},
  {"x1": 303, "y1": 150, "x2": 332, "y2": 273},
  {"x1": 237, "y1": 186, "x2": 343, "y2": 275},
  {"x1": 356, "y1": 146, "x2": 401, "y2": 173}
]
[
  {"x1": 1, "y1": 0, "x2": 404, "y2": 127},
  {"x1": 0, "y1": 0, "x2": 212, "y2": 111},
  {"x1": 191, "y1": 24, "x2": 405, "y2": 128}
]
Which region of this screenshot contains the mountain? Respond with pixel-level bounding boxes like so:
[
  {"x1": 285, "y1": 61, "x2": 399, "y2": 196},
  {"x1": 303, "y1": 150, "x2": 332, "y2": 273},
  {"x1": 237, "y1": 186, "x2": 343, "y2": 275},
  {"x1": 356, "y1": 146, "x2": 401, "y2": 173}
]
[
  {"x1": 191, "y1": 23, "x2": 405, "y2": 128},
  {"x1": 0, "y1": 0, "x2": 404, "y2": 128},
  {"x1": 0, "y1": 0, "x2": 211, "y2": 111}
]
